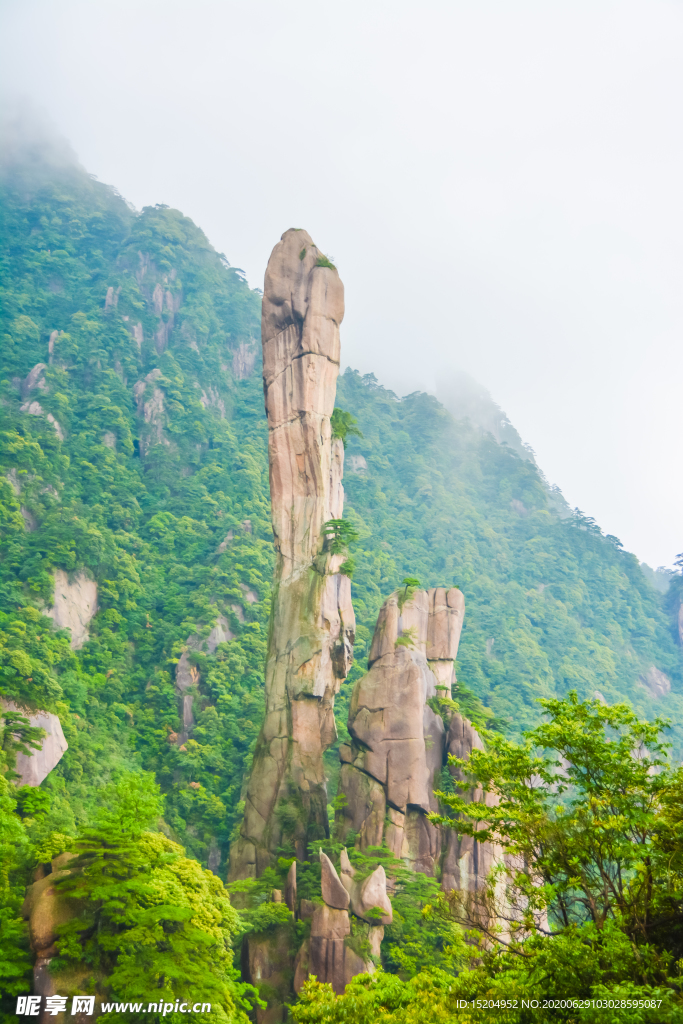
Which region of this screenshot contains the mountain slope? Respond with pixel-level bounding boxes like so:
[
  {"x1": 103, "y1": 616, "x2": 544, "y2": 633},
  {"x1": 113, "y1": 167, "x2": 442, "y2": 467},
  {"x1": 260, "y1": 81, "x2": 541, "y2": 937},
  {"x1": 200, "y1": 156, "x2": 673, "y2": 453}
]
[{"x1": 0, "y1": 146, "x2": 681, "y2": 895}]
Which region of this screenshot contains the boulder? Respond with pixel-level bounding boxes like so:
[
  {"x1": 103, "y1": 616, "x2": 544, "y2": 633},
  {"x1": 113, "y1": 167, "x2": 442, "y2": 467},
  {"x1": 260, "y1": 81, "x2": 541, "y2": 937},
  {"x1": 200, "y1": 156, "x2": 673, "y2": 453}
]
[
  {"x1": 320, "y1": 850, "x2": 349, "y2": 910},
  {"x1": 3, "y1": 702, "x2": 69, "y2": 787},
  {"x1": 357, "y1": 865, "x2": 392, "y2": 925},
  {"x1": 640, "y1": 666, "x2": 671, "y2": 699}
]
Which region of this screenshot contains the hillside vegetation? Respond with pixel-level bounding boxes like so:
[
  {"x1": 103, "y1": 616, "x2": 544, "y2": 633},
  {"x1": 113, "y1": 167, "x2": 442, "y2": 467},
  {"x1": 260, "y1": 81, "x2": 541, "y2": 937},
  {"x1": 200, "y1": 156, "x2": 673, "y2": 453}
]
[{"x1": 1, "y1": 146, "x2": 682, "y2": 1018}]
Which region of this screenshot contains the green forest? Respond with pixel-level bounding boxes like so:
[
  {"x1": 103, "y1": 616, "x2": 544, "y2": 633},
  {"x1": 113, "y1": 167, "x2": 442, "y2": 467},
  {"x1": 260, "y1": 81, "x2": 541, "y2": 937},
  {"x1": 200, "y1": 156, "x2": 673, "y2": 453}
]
[{"x1": 2, "y1": 146, "x2": 683, "y2": 1022}]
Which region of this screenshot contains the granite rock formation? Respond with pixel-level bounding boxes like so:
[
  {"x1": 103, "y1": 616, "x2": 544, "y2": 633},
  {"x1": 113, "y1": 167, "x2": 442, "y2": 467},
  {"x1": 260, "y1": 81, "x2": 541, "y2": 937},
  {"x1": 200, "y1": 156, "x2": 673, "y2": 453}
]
[
  {"x1": 337, "y1": 587, "x2": 461, "y2": 875},
  {"x1": 230, "y1": 230, "x2": 355, "y2": 879},
  {"x1": 22, "y1": 852, "x2": 102, "y2": 1023},
  {"x1": 2, "y1": 701, "x2": 68, "y2": 787},
  {"x1": 175, "y1": 613, "x2": 234, "y2": 745},
  {"x1": 45, "y1": 569, "x2": 98, "y2": 650},
  {"x1": 337, "y1": 585, "x2": 502, "y2": 901},
  {"x1": 292, "y1": 850, "x2": 389, "y2": 997}
]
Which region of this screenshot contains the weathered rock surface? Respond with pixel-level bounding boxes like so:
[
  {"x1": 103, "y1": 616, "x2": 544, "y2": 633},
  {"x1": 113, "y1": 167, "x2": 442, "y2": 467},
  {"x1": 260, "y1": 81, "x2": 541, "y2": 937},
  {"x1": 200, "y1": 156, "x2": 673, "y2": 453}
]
[
  {"x1": 293, "y1": 848, "x2": 389, "y2": 996},
  {"x1": 232, "y1": 339, "x2": 257, "y2": 379},
  {"x1": 336, "y1": 585, "x2": 503, "y2": 899},
  {"x1": 337, "y1": 588, "x2": 455, "y2": 875},
  {"x1": 440, "y1": 712, "x2": 500, "y2": 895},
  {"x1": 338, "y1": 855, "x2": 393, "y2": 925},
  {"x1": 243, "y1": 926, "x2": 292, "y2": 1024},
  {"x1": 22, "y1": 851, "x2": 102, "y2": 1017},
  {"x1": 1, "y1": 701, "x2": 69, "y2": 787},
  {"x1": 640, "y1": 665, "x2": 671, "y2": 698},
  {"x1": 133, "y1": 368, "x2": 169, "y2": 455},
  {"x1": 45, "y1": 569, "x2": 98, "y2": 649},
  {"x1": 230, "y1": 230, "x2": 354, "y2": 878},
  {"x1": 20, "y1": 399, "x2": 64, "y2": 441},
  {"x1": 320, "y1": 850, "x2": 350, "y2": 909},
  {"x1": 175, "y1": 613, "x2": 234, "y2": 744}
]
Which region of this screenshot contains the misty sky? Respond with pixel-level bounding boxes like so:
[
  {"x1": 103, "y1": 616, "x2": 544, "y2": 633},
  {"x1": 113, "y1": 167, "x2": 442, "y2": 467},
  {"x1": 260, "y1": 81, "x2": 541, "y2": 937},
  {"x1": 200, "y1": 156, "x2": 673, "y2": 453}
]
[{"x1": 1, "y1": 0, "x2": 682, "y2": 569}]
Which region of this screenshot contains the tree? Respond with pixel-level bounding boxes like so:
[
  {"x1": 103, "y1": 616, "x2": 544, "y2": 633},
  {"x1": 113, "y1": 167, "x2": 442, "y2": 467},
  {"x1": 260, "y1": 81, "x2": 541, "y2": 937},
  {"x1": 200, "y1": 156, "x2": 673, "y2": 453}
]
[
  {"x1": 55, "y1": 773, "x2": 258, "y2": 1023},
  {"x1": 430, "y1": 693, "x2": 683, "y2": 1009},
  {"x1": 292, "y1": 695, "x2": 683, "y2": 1023},
  {"x1": 330, "y1": 407, "x2": 363, "y2": 449}
]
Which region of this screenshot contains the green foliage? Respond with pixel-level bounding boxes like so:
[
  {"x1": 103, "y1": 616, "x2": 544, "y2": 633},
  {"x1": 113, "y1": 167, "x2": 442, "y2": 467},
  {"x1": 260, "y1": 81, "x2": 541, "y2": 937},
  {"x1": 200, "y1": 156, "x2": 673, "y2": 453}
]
[
  {"x1": 0, "y1": 773, "x2": 32, "y2": 1013},
  {"x1": 334, "y1": 369, "x2": 683, "y2": 750},
  {"x1": 54, "y1": 771, "x2": 257, "y2": 1022},
  {"x1": 322, "y1": 518, "x2": 360, "y2": 556},
  {"x1": 0, "y1": 153, "x2": 269, "y2": 872},
  {"x1": 315, "y1": 255, "x2": 336, "y2": 270},
  {"x1": 330, "y1": 407, "x2": 362, "y2": 448},
  {"x1": 291, "y1": 970, "x2": 465, "y2": 1024},
  {"x1": 296, "y1": 696, "x2": 683, "y2": 1021},
  {"x1": 429, "y1": 695, "x2": 683, "y2": 1010},
  {"x1": 428, "y1": 683, "x2": 501, "y2": 734},
  {"x1": 434, "y1": 694, "x2": 680, "y2": 948},
  {"x1": 3, "y1": 142, "x2": 683, "y2": 1014}
]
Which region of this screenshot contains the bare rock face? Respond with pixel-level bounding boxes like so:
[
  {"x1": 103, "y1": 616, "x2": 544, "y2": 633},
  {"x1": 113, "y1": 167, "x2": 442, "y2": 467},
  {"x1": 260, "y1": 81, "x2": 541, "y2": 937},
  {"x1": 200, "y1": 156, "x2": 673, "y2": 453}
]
[
  {"x1": 22, "y1": 363, "x2": 48, "y2": 398},
  {"x1": 133, "y1": 368, "x2": 169, "y2": 456},
  {"x1": 46, "y1": 569, "x2": 98, "y2": 649},
  {"x1": 22, "y1": 851, "x2": 102, "y2": 1015},
  {"x1": 336, "y1": 584, "x2": 503, "y2": 900},
  {"x1": 440, "y1": 712, "x2": 501, "y2": 895},
  {"x1": 337, "y1": 588, "x2": 457, "y2": 875},
  {"x1": 320, "y1": 850, "x2": 350, "y2": 910},
  {"x1": 19, "y1": 399, "x2": 64, "y2": 441},
  {"x1": 293, "y1": 848, "x2": 389, "y2": 997},
  {"x1": 640, "y1": 665, "x2": 671, "y2": 699},
  {"x1": 1, "y1": 701, "x2": 68, "y2": 786},
  {"x1": 175, "y1": 613, "x2": 234, "y2": 744},
  {"x1": 358, "y1": 865, "x2": 393, "y2": 925},
  {"x1": 232, "y1": 339, "x2": 257, "y2": 380},
  {"x1": 230, "y1": 230, "x2": 354, "y2": 878},
  {"x1": 243, "y1": 926, "x2": 292, "y2": 1024}
]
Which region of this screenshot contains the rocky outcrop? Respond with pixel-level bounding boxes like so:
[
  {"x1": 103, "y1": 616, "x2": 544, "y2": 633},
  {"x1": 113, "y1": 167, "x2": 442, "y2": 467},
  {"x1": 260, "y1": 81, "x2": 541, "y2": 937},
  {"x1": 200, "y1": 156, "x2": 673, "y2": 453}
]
[
  {"x1": 336, "y1": 585, "x2": 502, "y2": 902},
  {"x1": 1, "y1": 701, "x2": 69, "y2": 787},
  {"x1": 337, "y1": 588, "x2": 460, "y2": 875},
  {"x1": 232, "y1": 339, "x2": 257, "y2": 380},
  {"x1": 175, "y1": 613, "x2": 234, "y2": 744},
  {"x1": 230, "y1": 230, "x2": 354, "y2": 879},
  {"x1": 133, "y1": 368, "x2": 169, "y2": 456},
  {"x1": 45, "y1": 569, "x2": 98, "y2": 650},
  {"x1": 640, "y1": 665, "x2": 671, "y2": 699},
  {"x1": 18, "y1": 364, "x2": 65, "y2": 440},
  {"x1": 292, "y1": 849, "x2": 389, "y2": 998},
  {"x1": 104, "y1": 285, "x2": 120, "y2": 310},
  {"x1": 134, "y1": 256, "x2": 182, "y2": 355},
  {"x1": 440, "y1": 712, "x2": 500, "y2": 893},
  {"x1": 22, "y1": 852, "x2": 102, "y2": 1022}
]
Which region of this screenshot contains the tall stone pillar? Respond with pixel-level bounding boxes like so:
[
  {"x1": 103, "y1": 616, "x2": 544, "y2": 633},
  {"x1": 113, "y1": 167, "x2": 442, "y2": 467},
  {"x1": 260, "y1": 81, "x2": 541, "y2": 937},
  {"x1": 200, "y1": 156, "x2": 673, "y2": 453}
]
[{"x1": 229, "y1": 230, "x2": 355, "y2": 880}]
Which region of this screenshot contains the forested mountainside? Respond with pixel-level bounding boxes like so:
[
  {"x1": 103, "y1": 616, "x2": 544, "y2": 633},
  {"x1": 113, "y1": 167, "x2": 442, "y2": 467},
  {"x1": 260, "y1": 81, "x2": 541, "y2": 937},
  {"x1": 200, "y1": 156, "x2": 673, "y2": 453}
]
[
  {"x1": 2, "y1": 147, "x2": 683, "y2": 1018},
  {"x1": 1, "y1": 149, "x2": 682, "y2": 867}
]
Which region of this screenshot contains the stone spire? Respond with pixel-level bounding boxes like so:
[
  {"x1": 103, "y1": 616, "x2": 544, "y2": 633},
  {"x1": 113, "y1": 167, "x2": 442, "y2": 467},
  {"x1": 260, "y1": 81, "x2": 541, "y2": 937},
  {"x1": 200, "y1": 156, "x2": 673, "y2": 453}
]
[{"x1": 229, "y1": 230, "x2": 355, "y2": 879}]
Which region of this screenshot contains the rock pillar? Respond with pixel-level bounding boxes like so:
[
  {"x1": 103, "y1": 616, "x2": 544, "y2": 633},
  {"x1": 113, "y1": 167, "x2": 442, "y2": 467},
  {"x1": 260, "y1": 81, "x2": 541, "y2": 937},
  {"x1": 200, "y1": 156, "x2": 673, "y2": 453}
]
[
  {"x1": 336, "y1": 585, "x2": 503, "y2": 900},
  {"x1": 230, "y1": 230, "x2": 355, "y2": 879},
  {"x1": 337, "y1": 587, "x2": 462, "y2": 875}
]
